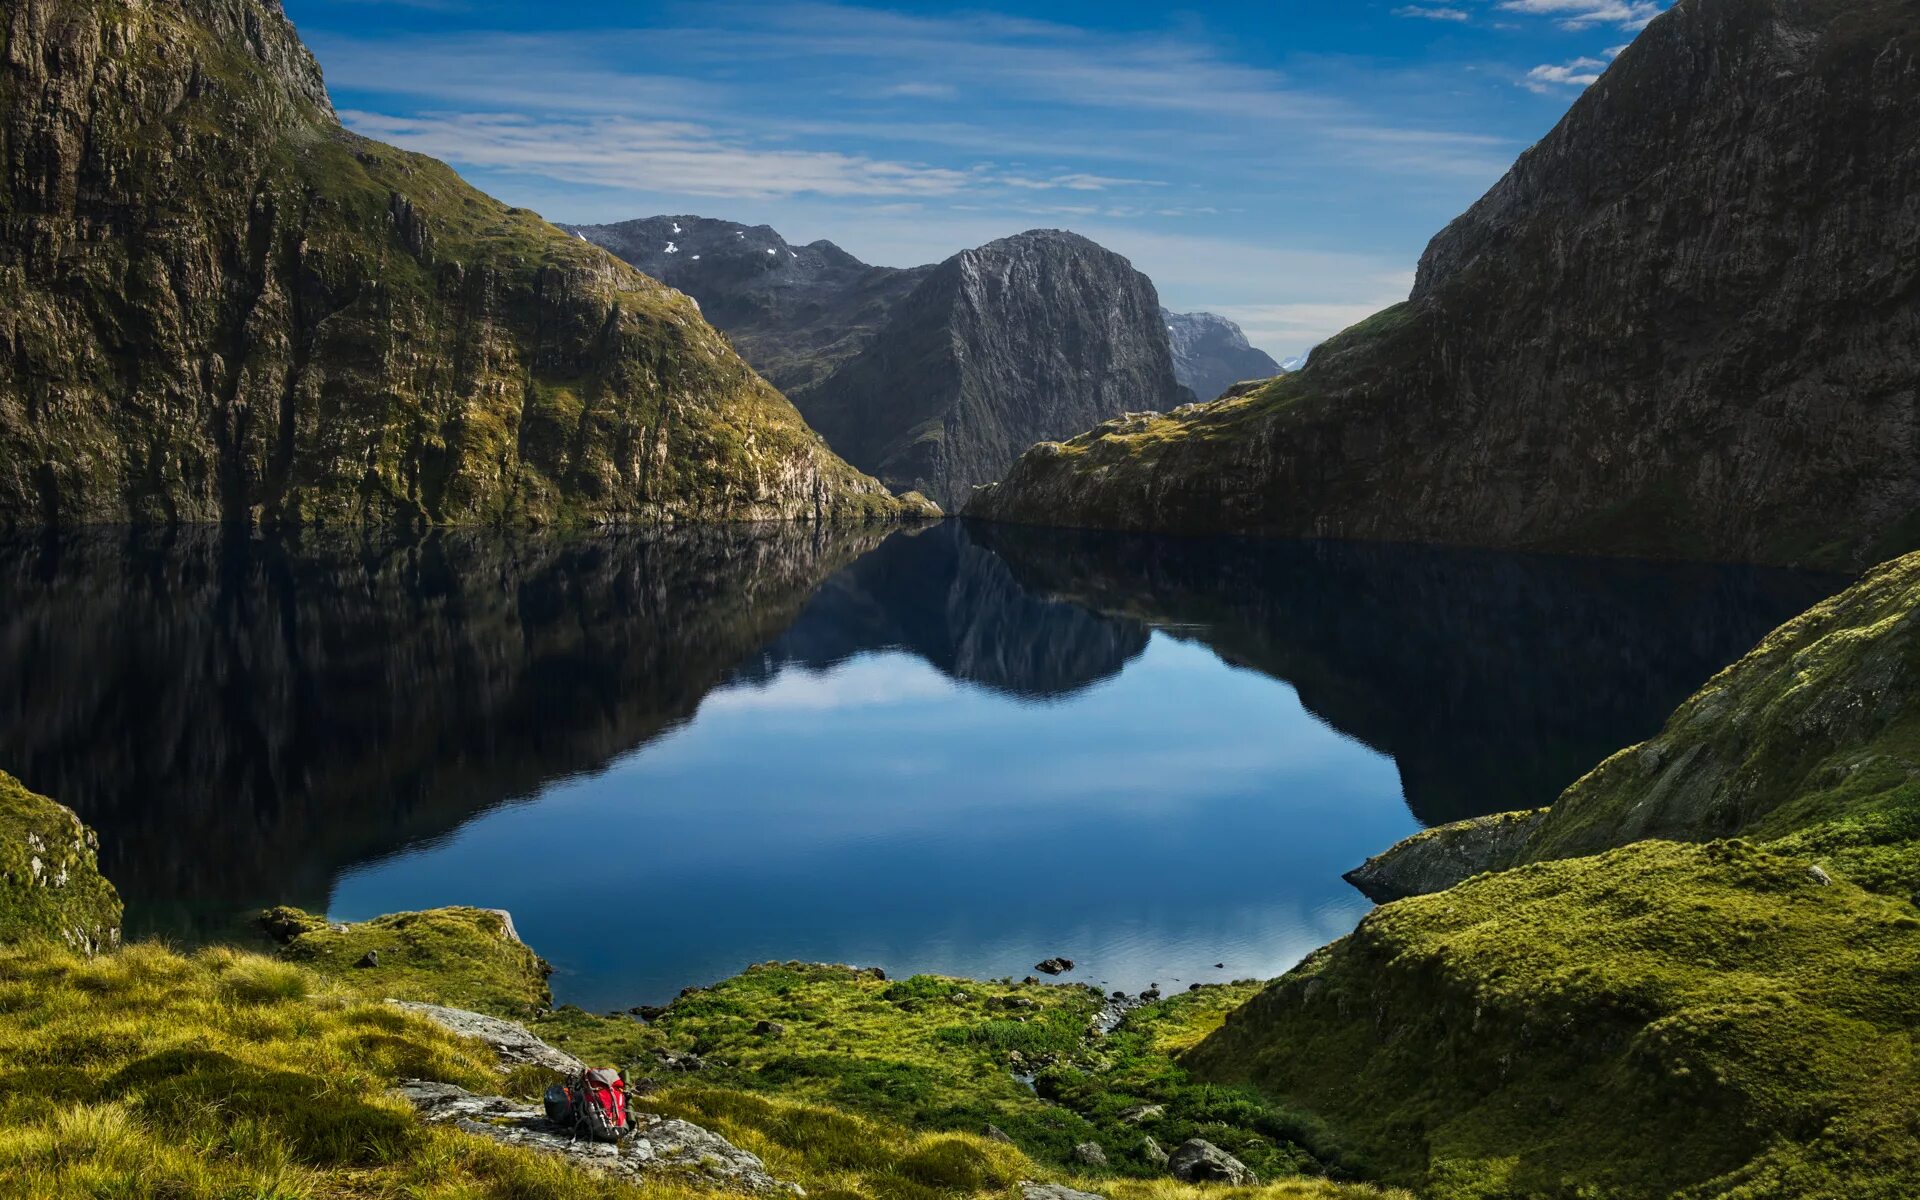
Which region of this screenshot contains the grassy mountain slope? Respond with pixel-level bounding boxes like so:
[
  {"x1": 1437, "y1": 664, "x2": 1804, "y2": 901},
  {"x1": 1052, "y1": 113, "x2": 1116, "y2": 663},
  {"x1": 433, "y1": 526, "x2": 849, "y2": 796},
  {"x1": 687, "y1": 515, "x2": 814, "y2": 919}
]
[
  {"x1": 0, "y1": 0, "x2": 907, "y2": 527},
  {"x1": 1183, "y1": 553, "x2": 1920, "y2": 1198}
]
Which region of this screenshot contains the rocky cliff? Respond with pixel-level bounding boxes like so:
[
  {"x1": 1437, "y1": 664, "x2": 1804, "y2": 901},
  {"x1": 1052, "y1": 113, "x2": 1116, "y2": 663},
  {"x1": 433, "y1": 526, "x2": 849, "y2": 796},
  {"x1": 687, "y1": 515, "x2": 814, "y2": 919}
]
[
  {"x1": 1160, "y1": 310, "x2": 1282, "y2": 403},
  {"x1": 972, "y1": 0, "x2": 1920, "y2": 570},
  {"x1": 0, "y1": 1, "x2": 906, "y2": 528},
  {"x1": 576, "y1": 220, "x2": 1192, "y2": 510}
]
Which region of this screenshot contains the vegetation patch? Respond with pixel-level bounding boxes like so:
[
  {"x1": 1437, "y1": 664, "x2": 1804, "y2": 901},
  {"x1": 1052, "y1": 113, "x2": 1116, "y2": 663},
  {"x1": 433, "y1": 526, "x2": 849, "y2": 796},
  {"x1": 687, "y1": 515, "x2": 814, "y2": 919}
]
[
  {"x1": 270, "y1": 906, "x2": 553, "y2": 1015},
  {"x1": 0, "y1": 772, "x2": 121, "y2": 953}
]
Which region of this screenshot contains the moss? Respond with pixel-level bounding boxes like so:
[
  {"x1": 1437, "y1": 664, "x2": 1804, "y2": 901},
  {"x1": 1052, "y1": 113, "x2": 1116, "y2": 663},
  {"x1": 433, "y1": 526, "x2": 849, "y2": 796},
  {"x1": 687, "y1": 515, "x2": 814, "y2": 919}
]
[
  {"x1": 273, "y1": 906, "x2": 552, "y2": 1016},
  {"x1": 0, "y1": 771, "x2": 121, "y2": 953}
]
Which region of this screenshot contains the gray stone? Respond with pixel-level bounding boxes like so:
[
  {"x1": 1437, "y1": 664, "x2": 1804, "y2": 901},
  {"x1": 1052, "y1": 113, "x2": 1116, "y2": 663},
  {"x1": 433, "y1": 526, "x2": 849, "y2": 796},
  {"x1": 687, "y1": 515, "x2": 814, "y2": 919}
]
[
  {"x1": 1071, "y1": 1141, "x2": 1108, "y2": 1167},
  {"x1": 1118, "y1": 1103, "x2": 1164, "y2": 1124},
  {"x1": 1168, "y1": 1139, "x2": 1256, "y2": 1186},
  {"x1": 388, "y1": 1000, "x2": 584, "y2": 1075},
  {"x1": 397, "y1": 1080, "x2": 800, "y2": 1194},
  {"x1": 1808, "y1": 865, "x2": 1834, "y2": 886},
  {"x1": 1344, "y1": 809, "x2": 1552, "y2": 903},
  {"x1": 1019, "y1": 1184, "x2": 1106, "y2": 1200},
  {"x1": 354, "y1": 949, "x2": 379, "y2": 969},
  {"x1": 985, "y1": 1124, "x2": 1015, "y2": 1144},
  {"x1": 1141, "y1": 1136, "x2": 1168, "y2": 1167}
]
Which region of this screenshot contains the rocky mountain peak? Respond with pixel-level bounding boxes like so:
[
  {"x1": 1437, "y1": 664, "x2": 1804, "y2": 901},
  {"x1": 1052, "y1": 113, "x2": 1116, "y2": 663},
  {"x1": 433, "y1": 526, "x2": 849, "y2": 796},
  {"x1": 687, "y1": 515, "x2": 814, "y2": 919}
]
[{"x1": 1161, "y1": 309, "x2": 1282, "y2": 403}]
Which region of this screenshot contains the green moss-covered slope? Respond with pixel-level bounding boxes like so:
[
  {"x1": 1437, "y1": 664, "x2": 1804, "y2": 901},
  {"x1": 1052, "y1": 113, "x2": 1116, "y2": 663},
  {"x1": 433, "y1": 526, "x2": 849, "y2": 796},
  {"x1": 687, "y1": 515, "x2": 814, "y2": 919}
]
[
  {"x1": 0, "y1": 0, "x2": 908, "y2": 527},
  {"x1": 1184, "y1": 552, "x2": 1920, "y2": 1197},
  {"x1": 266, "y1": 905, "x2": 553, "y2": 1015},
  {"x1": 0, "y1": 770, "x2": 119, "y2": 952},
  {"x1": 1188, "y1": 840, "x2": 1920, "y2": 1199},
  {"x1": 970, "y1": 0, "x2": 1920, "y2": 569}
]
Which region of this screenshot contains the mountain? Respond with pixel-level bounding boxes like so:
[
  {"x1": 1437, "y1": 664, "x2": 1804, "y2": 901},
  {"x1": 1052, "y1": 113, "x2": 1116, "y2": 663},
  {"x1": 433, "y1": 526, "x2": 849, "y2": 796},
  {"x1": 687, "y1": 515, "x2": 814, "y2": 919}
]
[
  {"x1": 573, "y1": 220, "x2": 1192, "y2": 509},
  {"x1": 1160, "y1": 310, "x2": 1283, "y2": 402},
  {"x1": 971, "y1": 0, "x2": 1920, "y2": 570},
  {"x1": 559, "y1": 215, "x2": 934, "y2": 398},
  {"x1": 0, "y1": 1, "x2": 908, "y2": 528}
]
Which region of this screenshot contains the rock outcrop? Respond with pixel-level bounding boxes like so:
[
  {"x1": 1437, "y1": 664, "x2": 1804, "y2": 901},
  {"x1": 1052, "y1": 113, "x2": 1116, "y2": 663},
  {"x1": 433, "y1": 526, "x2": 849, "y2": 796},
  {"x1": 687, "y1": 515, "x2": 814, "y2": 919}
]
[
  {"x1": 0, "y1": 770, "x2": 120, "y2": 951},
  {"x1": 1160, "y1": 310, "x2": 1282, "y2": 404},
  {"x1": 398, "y1": 1081, "x2": 801, "y2": 1194},
  {"x1": 390, "y1": 1000, "x2": 584, "y2": 1073},
  {"x1": 1342, "y1": 809, "x2": 1549, "y2": 903},
  {"x1": 972, "y1": 0, "x2": 1920, "y2": 570},
  {"x1": 575, "y1": 220, "x2": 1191, "y2": 510},
  {"x1": 0, "y1": 1, "x2": 904, "y2": 528}
]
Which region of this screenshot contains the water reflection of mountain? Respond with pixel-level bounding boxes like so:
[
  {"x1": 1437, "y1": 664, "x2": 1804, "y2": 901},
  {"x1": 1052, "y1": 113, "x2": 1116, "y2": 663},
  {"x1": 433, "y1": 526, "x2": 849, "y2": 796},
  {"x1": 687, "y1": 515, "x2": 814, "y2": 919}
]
[
  {"x1": 740, "y1": 521, "x2": 1150, "y2": 698},
  {"x1": 0, "y1": 520, "x2": 1847, "y2": 938},
  {"x1": 0, "y1": 524, "x2": 885, "y2": 935},
  {"x1": 967, "y1": 523, "x2": 1847, "y2": 825}
]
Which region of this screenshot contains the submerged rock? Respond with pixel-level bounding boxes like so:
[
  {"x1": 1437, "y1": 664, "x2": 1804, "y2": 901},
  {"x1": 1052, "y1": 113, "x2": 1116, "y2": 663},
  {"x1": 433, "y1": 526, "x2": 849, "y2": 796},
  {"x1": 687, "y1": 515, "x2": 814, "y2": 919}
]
[
  {"x1": 1344, "y1": 808, "x2": 1551, "y2": 902},
  {"x1": 397, "y1": 1080, "x2": 799, "y2": 1194},
  {"x1": 1034, "y1": 957, "x2": 1075, "y2": 975}
]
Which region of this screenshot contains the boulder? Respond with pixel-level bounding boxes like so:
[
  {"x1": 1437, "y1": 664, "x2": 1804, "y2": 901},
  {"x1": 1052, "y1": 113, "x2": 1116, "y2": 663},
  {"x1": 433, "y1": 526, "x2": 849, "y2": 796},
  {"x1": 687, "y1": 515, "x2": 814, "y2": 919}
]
[
  {"x1": 1072, "y1": 1141, "x2": 1109, "y2": 1167},
  {"x1": 1168, "y1": 1139, "x2": 1256, "y2": 1185},
  {"x1": 1118, "y1": 1103, "x2": 1165, "y2": 1124},
  {"x1": 1141, "y1": 1136, "x2": 1169, "y2": 1167},
  {"x1": 1035, "y1": 957, "x2": 1075, "y2": 975},
  {"x1": 985, "y1": 1123, "x2": 1015, "y2": 1144},
  {"x1": 388, "y1": 1000, "x2": 584, "y2": 1075},
  {"x1": 397, "y1": 1080, "x2": 799, "y2": 1193}
]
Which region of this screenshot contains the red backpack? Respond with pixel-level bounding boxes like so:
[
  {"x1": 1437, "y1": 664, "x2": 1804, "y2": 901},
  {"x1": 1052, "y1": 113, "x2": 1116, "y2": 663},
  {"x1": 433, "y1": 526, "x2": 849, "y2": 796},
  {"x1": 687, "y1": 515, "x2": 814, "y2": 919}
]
[{"x1": 544, "y1": 1067, "x2": 631, "y2": 1142}]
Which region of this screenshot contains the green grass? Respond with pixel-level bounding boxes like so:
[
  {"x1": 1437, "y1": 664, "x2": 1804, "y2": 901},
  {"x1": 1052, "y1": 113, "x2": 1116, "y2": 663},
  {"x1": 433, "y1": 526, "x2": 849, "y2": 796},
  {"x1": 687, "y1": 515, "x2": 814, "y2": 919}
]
[{"x1": 269, "y1": 905, "x2": 553, "y2": 1016}]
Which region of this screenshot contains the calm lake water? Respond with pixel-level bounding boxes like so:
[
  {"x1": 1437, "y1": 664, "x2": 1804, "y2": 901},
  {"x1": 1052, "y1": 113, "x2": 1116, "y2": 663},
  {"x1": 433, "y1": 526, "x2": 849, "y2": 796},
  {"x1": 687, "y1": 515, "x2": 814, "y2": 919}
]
[{"x1": 0, "y1": 521, "x2": 1842, "y2": 1009}]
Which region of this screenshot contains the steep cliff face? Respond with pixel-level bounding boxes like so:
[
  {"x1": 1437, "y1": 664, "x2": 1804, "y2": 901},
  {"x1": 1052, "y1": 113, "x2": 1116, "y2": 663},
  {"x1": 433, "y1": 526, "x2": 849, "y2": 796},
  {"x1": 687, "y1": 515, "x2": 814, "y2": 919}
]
[
  {"x1": 798, "y1": 230, "x2": 1192, "y2": 509},
  {"x1": 564, "y1": 215, "x2": 933, "y2": 398},
  {"x1": 577, "y1": 220, "x2": 1192, "y2": 510},
  {"x1": 0, "y1": 1, "x2": 905, "y2": 528},
  {"x1": 1160, "y1": 310, "x2": 1281, "y2": 403},
  {"x1": 973, "y1": 0, "x2": 1920, "y2": 570}
]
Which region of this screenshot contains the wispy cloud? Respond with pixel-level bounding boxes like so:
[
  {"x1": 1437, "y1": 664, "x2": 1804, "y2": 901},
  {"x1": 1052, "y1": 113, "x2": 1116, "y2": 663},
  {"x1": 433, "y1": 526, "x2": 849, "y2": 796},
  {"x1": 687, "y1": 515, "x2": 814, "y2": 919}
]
[
  {"x1": 1393, "y1": 6, "x2": 1473, "y2": 21},
  {"x1": 341, "y1": 110, "x2": 980, "y2": 199},
  {"x1": 1497, "y1": 0, "x2": 1665, "y2": 30},
  {"x1": 1521, "y1": 55, "x2": 1611, "y2": 91}
]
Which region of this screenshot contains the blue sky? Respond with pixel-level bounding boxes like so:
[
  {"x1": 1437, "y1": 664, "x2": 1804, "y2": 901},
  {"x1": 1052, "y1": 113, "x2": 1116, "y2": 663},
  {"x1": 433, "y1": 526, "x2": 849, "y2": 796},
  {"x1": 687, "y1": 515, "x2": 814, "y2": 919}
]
[{"x1": 285, "y1": 0, "x2": 1668, "y2": 357}]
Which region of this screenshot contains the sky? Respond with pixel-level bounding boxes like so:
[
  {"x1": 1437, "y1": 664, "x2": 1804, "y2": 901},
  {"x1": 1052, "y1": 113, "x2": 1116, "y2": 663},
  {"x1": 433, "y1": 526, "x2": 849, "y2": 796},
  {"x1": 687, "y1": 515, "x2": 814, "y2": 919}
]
[{"x1": 284, "y1": 0, "x2": 1670, "y2": 359}]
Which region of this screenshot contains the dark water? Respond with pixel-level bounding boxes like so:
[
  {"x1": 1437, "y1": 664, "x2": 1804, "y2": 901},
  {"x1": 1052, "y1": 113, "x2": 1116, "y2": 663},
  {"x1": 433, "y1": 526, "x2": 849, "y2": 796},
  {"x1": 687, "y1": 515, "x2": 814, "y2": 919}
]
[{"x1": 0, "y1": 521, "x2": 1843, "y2": 1008}]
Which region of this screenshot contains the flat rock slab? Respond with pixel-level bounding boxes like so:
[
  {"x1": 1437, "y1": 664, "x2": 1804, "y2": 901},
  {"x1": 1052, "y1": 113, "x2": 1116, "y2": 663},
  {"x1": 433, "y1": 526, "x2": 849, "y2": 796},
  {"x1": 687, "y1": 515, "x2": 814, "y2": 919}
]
[
  {"x1": 1020, "y1": 1183, "x2": 1106, "y2": 1200},
  {"x1": 398, "y1": 1080, "x2": 800, "y2": 1194},
  {"x1": 389, "y1": 1000, "x2": 584, "y2": 1074}
]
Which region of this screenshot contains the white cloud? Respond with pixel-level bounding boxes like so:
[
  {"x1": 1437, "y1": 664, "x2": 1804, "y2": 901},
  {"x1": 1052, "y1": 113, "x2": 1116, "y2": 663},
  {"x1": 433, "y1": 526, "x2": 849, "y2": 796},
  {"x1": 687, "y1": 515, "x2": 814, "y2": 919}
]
[
  {"x1": 339, "y1": 110, "x2": 979, "y2": 199},
  {"x1": 1393, "y1": 6, "x2": 1473, "y2": 20},
  {"x1": 1521, "y1": 55, "x2": 1610, "y2": 92},
  {"x1": 1497, "y1": 0, "x2": 1664, "y2": 30}
]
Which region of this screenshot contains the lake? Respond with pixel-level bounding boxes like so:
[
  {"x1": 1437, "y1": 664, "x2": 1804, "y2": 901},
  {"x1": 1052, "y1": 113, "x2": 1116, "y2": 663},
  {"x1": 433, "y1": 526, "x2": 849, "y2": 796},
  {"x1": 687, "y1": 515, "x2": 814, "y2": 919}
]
[{"x1": 0, "y1": 521, "x2": 1842, "y2": 1010}]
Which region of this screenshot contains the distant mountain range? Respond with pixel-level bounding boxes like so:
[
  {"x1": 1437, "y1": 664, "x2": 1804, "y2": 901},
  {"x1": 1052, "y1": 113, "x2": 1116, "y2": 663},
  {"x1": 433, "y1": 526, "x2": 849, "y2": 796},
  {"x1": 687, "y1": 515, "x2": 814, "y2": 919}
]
[
  {"x1": 1161, "y1": 310, "x2": 1284, "y2": 405},
  {"x1": 567, "y1": 217, "x2": 1276, "y2": 508}
]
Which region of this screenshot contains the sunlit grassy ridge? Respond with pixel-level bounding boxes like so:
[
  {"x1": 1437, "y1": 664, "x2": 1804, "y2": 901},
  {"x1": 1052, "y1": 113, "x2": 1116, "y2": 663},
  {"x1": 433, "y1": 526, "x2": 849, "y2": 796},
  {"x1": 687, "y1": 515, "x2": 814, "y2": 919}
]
[{"x1": 1183, "y1": 552, "x2": 1920, "y2": 1199}]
